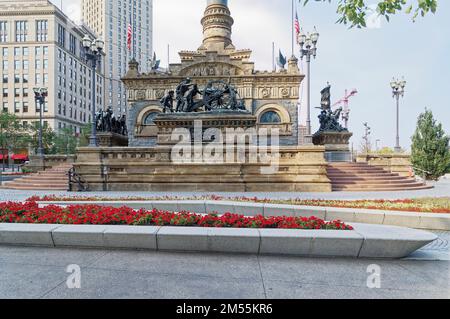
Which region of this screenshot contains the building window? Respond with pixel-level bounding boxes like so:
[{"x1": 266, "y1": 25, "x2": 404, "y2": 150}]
[
  {"x1": 23, "y1": 102, "x2": 28, "y2": 113},
  {"x1": 69, "y1": 34, "x2": 77, "y2": 54},
  {"x1": 36, "y1": 20, "x2": 48, "y2": 42},
  {"x1": 57, "y1": 24, "x2": 66, "y2": 47},
  {"x1": 2, "y1": 88, "x2": 8, "y2": 97},
  {"x1": 2, "y1": 74, "x2": 7, "y2": 84},
  {"x1": 260, "y1": 111, "x2": 282, "y2": 124},
  {"x1": 143, "y1": 112, "x2": 159, "y2": 125},
  {"x1": 14, "y1": 102, "x2": 20, "y2": 113},
  {"x1": 15, "y1": 21, "x2": 28, "y2": 42},
  {"x1": 2, "y1": 102, "x2": 8, "y2": 113},
  {"x1": 0, "y1": 21, "x2": 8, "y2": 42}
]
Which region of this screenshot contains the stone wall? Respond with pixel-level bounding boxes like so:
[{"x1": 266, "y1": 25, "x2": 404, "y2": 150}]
[
  {"x1": 357, "y1": 154, "x2": 412, "y2": 177},
  {"x1": 73, "y1": 145, "x2": 331, "y2": 192},
  {"x1": 26, "y1": 155, "x2": 75, "y2": 173}
]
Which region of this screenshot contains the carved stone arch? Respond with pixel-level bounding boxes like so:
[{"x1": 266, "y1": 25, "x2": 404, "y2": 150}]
[
  {"x1": 135, "y1": 105, "x2": 162, "y2": 137},
  {"x1": 255, "y1": 103, "x2": 293, "y2": 136}
]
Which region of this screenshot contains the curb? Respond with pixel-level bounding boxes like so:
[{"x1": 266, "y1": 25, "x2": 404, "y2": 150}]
[
  {"x1": 0, "y1": 223, "x2": 437, "y2": 259},
  {"x1": 38, "y1": 200, "x2": 450, "y2": 231}
]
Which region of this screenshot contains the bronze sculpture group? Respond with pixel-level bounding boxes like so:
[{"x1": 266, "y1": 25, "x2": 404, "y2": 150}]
[
  {"x1": 96, "y1": 107, "x2": 128, "y2": 136},
  {"x1": 160, "y1": 78, "x2": 246, "y2": 113},
  {"x1": 316, "y1": 85, "x2": 347, "y2": 133}
]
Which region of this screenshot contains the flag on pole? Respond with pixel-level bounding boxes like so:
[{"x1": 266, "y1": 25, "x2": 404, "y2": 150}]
[
  {"x1": 295, "y1": 12, "x2": 301, "y2": 42},
  {"x1": 276, "y1": 50, "x2": 287, "y2": 69},
  {"x1": 127, "y1": 23, "x2": 132, "y2": 51}
]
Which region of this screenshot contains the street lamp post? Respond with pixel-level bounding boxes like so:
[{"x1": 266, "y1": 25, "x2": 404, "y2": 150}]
[
  {"x1": 298, "y1": 27, "x2": 319, "y2": 143},
  {"x1": 33, "y1": 87, "x2": 48, "y2": 159},
  {"x1": 363, "y1": 122, "x2": 371, "y2": 155},
  {"x1": 82, "y1": 35, "x2": 105, "y2": 148},
  {"x1": 390, "y1": 77, "x2": 406, "y2": 153}
]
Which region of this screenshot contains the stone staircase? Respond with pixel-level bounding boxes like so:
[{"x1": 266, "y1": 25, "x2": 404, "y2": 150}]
[
  {"x1": 1, "y1": 163, "x2": 72, "y2": 191},
  {"x1": 328, "y1": 162, "x2": 432, "y2": 192}
]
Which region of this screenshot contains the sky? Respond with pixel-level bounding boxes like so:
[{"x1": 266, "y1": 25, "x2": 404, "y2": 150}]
[{"x1": 57, "y1": 0, "x2": 450, "y2": 151}]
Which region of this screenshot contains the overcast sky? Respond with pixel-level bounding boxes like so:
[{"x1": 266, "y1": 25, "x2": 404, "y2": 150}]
[{"x1": 57, "y1": 0, "x2": 450, "y2": 150}]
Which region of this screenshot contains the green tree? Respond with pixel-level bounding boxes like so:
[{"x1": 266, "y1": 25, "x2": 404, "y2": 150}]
[
  {"x1": 78, "y1": 124, "x2": 92, "y2": 147},
  {"x1": 302, "y1": 0, "x2": 438, "y2": 28},
  {"x1": 52, "y1": 128, "x2": 79, "y2": 155},
  {"x1": 411, "y1": 109, "x2": 450, "y2": 180},
  {"x1": 0, "y1": 112, "x2": 30, "y2": 151},
  {"x1": 26, "y1": 122, "x2": 56, "y2": 155}
]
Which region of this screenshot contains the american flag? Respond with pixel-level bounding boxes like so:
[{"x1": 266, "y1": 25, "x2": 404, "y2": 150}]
[
  {"x1": 294, "y1": 12, "x2": 301, "y2": 39},
  {"x1": 127, "y1": 23, "x2": 132, "y2": 51}
]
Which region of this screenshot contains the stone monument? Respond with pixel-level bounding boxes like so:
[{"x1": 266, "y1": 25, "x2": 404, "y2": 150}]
[
  {"x1": 122, "y1": 0, "x2": 304, "y2": 147},
  {"x1": 312, "y1": 85, "x2": 353, "y2": 162},
  {"x1": 72, "y1": 0, "x2": 331, "y2": 192}
]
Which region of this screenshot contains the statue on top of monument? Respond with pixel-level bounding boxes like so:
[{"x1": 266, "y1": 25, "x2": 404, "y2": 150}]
[
  {"x1": 160, "y1": 90, "x2": 174, "y2": 113},
  {"x1": 315, "y1": 84, "x2": 347, "y2": 133},
  {"x1": 320, "y1": 84, "x2": 332, "y2": 111},
  {"x1": 175, "y1": 78, "x2": 193, "y2": 112},
  {"x1": 164, "y1": 78, "x2": 247, "y2": 114}
]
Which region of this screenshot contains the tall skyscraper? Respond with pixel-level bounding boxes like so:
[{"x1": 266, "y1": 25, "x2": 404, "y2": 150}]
[
  {"x1": 81, "y1": 0, "x2": 153, "y2": 115},
  {"x1": 0, "y1": 0, "x2": 104, "y2": 134}
]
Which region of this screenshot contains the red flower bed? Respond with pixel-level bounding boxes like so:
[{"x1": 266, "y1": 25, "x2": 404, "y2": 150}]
[{"x1": 0, "y1": 202, "x2": 353, "y2": 230}]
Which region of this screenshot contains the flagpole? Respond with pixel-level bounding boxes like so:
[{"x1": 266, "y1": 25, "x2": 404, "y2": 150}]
[
  {"x1": 291, "y1": 0, "x2": 294, "y2": 57},
  {"x1": 272, "y1": 42, "x2": 275, "y2": 71},
  {"x1": 167, "y1": 44, "x2": 170, "y2": 72}
]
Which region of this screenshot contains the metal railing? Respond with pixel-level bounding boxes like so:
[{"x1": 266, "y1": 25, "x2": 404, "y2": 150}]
[{"x1": 68, "y1": 167, "x2": 89, "y2": 192}]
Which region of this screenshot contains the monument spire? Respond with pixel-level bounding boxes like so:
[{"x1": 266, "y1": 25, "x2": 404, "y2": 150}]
[{"x1": 201, "y1": 0, "x2": 234, "y2": 51}]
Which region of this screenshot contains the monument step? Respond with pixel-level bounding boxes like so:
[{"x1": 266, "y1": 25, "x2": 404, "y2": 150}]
[
  {"x1": 327, "y1": 173, "x2": 400, "y2": 178},
  {"x1": 332, "y1": 185, "x2": 432, "y2": 192},
  {"x1": 330, "y1": 179, "x2": 420, "y2": 185},
  {"x1": 328, "y1": 176, "x2": 406, "y2": 181},
  {"x1": 328, "y1": 169, "x2": 390, "y2": 174},
  {"x1": 1, "y1": 163, "x2": 70, "y2": 190}
]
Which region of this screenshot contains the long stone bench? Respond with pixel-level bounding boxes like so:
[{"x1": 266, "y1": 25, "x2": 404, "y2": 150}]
[{"x1": 0, "y1": 222, "x2": 437, "y2": 259}]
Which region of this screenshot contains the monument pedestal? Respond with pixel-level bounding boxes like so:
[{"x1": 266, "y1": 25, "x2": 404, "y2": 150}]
[
  {"x1": 97, "y1": 133, "x2": 129, "y2": 147},
  {"x1": 313, "y1": 131, "x2": 353, "y2": 162},
  {"x1": 154, "y1": 110, "x2": 258, "y2": 146}
]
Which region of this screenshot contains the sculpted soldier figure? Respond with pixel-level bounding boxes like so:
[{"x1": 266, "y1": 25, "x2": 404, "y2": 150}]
[
  {"x1": 317, "y1": 84, "x2": 346, "y2": 133},
  {"x1": 176, "y1": 77, "x2": 193, "y2": 112},
  {"x1": 185, "y1": 84, "x2": 203, "y2": 112},
  {"x1": 160, "y1": 90, "x2": 174, "y2": 113}
]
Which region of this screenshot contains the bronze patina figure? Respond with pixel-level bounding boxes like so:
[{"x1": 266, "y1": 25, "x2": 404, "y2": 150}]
[
  {"x1": 316, "y1": 84, "x2": 347, "y2": 133},
  {"x1": 164, "y1": 78, "x2": 246, "y2": 113},
  {"x1": 160, "y1": 90, "x2": 175, "y2": 113}
]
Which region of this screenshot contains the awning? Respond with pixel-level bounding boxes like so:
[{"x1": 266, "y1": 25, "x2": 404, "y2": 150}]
[{"x1": 11, "y1": 154, "x2": 29, "y2": 161}]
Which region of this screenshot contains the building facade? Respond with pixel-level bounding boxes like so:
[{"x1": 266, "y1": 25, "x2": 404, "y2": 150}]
[
  {"x1": 122, "y1": 0, "x2": 304, "y2": 147},
  {"x1": 81, "y1": 0, "x2": 153, "y2": 116},
  {"x1": 0, "y1": 0, "x2": 104, "y2": 134}
]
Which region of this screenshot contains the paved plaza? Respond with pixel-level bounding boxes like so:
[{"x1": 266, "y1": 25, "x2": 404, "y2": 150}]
[
  {"x1": 0, "y1": 178, "x2": 449, "y2": 203},
  {"x1": 0, "y1": 241, "x2": 448, "y2": 299},
  {"x1": 0, "y1": 178, "x2": 448, "y2": 299}
]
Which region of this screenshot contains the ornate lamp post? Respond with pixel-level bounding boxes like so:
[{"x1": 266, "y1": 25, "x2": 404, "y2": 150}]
[
  {"x1": 82, "y1": 35, "x2": 105, "y2": 147},
  {"x1": 298, "y1": 27, "x2": 319, "y2": 142},
  {"x1": 33, "y1": 87, "x2": 48, "y2": 158},
  {"x1": 390, "y1": 77, "x2": 406, "y2": 153}
]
